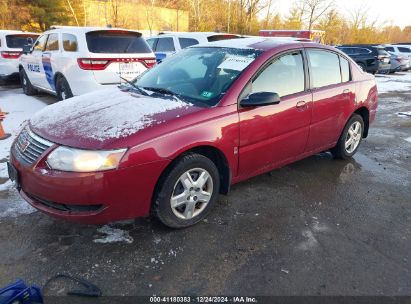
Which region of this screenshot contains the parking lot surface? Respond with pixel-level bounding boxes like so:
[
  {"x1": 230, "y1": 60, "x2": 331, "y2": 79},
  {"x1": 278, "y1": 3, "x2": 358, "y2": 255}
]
[{"x1": 0, "y1": 74, "x2": 410, "y2": 296}]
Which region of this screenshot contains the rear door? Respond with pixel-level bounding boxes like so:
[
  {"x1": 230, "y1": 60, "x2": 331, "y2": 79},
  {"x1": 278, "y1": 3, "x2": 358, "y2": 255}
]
[
  {"x1": 84, "y1": 30, "x2": 154, "y2": 84},
  {"x1": 238, "y1": 50, "x2": 312, "y2": 176},
  {"x1": 40, "y1": 33, "x2": 59, "y2": 91},
  {"x1": 305, "y1": 48, "x2": 355, "y2": 152}
]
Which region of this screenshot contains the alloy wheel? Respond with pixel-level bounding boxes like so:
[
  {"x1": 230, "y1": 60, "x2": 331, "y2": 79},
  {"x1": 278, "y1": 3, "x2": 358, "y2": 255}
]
[
  {"x1": 345, "y1": 121, "x2": 362, "y2": 154},
  {"x1": 170, "y1": 168, "x2": 213, "y2": 220}
]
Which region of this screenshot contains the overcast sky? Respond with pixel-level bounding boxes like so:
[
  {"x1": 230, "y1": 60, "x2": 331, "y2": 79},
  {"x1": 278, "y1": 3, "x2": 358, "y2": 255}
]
[{"x1": 272, "y1": 0, "x2": 410, "y2": 28}]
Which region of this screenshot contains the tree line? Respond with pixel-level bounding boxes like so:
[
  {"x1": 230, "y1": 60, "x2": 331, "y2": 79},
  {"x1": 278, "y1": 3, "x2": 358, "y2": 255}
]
[{"x1": 1, "y1": 0, "x2": 411, "y2": 44}]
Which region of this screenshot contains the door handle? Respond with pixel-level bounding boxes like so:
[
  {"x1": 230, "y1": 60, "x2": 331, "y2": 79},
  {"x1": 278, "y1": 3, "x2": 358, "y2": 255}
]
[{"x1": 296, "y1": 101, "x2": 306, "y2": 110}]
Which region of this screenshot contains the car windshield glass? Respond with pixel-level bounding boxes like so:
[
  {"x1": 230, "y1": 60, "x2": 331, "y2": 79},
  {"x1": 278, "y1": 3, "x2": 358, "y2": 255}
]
[
  {"x1": 86, "y1": 30, "x2": 151, "y2": 53},
  {"x1": 135, "y1": 47, "x2": 262, "y2": 106},
  {"x1": 6, "y1": 35, "x2": 38, "y2": 48}
]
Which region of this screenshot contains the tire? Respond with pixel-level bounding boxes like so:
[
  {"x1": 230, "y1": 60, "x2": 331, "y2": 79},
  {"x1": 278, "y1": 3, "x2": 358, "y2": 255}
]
[
  {"x1": 331, "y1": 114, "x2": 364, "y2": 160},
  {"x1": 56, "y1": 76, "x2": 73, "y2": 101},
  {"x1": 20, "y1": 68, "x2": 37, "y2": 96},
  {"x1": 153, "y1": 153, "x2": 220, "y2": 228}
]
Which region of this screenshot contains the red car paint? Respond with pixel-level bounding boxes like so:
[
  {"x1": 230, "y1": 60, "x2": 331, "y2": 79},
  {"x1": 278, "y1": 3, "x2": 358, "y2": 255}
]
[{"x1": 10, "y1": 40, "x2": 378, "y2": 224}]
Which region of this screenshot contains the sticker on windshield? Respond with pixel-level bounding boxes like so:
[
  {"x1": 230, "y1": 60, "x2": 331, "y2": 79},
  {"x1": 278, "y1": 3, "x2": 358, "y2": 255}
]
[
  {"x1": 217, "y1": 56, "x2": 255, "y2": 71},
  {"x1": 200, "y1": 91, "x2": 214, "y2": 98}
]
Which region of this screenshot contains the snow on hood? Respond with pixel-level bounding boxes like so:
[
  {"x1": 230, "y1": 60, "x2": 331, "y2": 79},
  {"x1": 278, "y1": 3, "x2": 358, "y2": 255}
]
[{"x1": 30, "y1": 88, "x2": 191, "y2": 143}]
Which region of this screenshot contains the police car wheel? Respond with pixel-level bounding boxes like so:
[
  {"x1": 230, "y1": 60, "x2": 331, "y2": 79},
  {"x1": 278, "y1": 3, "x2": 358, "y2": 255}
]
[
  {"x1": 20, "y1": 69, "x2": 37, "y2": 96},
  {"x1": 56, "y1": 76, "x2": 73, "y2": 101}
]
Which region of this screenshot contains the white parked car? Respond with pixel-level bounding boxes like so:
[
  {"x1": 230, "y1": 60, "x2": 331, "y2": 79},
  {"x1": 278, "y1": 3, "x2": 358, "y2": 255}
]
[
  {"x1": 0, "y1": 30, "x2": 39, "y2": 82},
  {"x1": 384, "y1": 44, "x2": 411, "y2": 63},
  {"x1": 19, "y1": 26, "x2": 156, "y2": 100},
  {"x1": 146, "y1": 32, "x2": 241, "y2": 62}
]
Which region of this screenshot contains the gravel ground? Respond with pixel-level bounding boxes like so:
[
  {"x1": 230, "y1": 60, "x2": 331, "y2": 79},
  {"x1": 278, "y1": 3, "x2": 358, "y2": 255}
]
[{"x1": 0, "y1": 74, "x2": 410, "y2": 299}]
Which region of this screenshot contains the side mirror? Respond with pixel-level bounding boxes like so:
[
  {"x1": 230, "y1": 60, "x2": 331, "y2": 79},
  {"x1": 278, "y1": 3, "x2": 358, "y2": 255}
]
[
  {"x1": 22, "y1": 44, "x2": 32, "y2": 54},
  {"x1": 240, "y1": 92, "x2": 280, "y2": 107}
]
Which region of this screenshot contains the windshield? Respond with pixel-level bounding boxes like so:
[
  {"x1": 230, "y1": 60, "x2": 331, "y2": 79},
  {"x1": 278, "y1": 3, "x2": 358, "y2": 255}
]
[{"x1": 135, "y1": 47, "x2": 262, "y2": 106}]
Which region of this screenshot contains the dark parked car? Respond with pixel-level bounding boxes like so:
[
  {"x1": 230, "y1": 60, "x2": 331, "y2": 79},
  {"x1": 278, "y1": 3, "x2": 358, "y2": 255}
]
[
  {"x1": 8, "y1": 38, "x2": 378, "y2": 228},
  {"x1": 336, "y1": 45, "x2": 391, "y2": 74}
]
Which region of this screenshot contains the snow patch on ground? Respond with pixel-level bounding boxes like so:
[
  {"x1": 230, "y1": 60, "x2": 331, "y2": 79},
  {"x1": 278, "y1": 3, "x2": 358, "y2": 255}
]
[
  {"x1": 376, "y1": 73, "x2": 411, "y2": 93},
  {"x1": 0, "y1": 181, "x2": 36, "y2": 217},
  {"x1": 405, "y1": 137, "x2": 411, "y2": 143},
  {"x1": 93, "y1": 225, "x2": 134, "y2": 244},
  {"x1": 31, "y1": 88, "x2": 191, "y2": 142},
  {"x1": 0, "y1": 88, "x2": 47, "y2": 217}
]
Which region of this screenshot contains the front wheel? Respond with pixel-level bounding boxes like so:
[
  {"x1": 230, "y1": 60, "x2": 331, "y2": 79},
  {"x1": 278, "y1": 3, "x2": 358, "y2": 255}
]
[
  {"x1": 153, "y1": 153, "x2": 220, "y2": 228},
  {"x1": 56, "y1": 76, "x2": 73, "y2": 101},
  {"x1": 331, "y1": 114, "x2": 364, "y2": 159}
]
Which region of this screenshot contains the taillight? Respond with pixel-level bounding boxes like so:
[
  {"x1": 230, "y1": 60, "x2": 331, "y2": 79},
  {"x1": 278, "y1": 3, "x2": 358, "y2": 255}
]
[
  {"x1": 77, "y1": 57, "x2": 156, "y2": 70},
  {"x1": 142, "y1": 58, "x2": 156, "y2": 68},
  {"x1": 77, "y1": 58, "x2": 110, "y2": 70},
  {"x1": 1, "y1": 51, "x2": 22, "y2": 59}
]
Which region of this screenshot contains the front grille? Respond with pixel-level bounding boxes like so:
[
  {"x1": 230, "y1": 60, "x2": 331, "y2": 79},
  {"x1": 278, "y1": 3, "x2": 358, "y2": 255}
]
[{"x1": 12, "y1": 127, "x2": 53, "y2": 165}]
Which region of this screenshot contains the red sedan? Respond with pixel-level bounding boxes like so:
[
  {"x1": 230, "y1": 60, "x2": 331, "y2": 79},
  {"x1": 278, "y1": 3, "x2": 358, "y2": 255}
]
[{"x1": 8, "y1": 38, "x2": 378, "y2": 228}]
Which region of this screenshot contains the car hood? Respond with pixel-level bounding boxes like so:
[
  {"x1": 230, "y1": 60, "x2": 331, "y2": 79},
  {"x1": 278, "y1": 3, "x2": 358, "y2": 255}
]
[{"x1": 30, "y1": 87, "x2": 202, "y2": 149}]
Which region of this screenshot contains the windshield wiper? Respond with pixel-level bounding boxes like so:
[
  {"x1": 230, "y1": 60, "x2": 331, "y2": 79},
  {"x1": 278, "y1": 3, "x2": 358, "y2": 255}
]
[
  {"x1": 142, "y1": 86, "x2": 177, "y2": 96},
  {"x1": 120, "y1": 77, "x2": 148, "y2": 96}
]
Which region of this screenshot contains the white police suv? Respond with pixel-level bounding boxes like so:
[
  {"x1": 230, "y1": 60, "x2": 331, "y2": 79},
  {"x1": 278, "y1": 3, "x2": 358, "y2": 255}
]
[
  {"x1": 0, "y1": 30, "x2": 39, "y2": 82},
  {"x1": 19, "y1": 26, "x2": 156, "y2": 100}
]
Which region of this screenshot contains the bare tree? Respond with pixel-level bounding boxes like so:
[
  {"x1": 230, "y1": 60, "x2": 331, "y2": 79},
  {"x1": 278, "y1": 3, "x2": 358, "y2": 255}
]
[{"x1": 296, "y1": 0, "x2": 334, "y2": 30}]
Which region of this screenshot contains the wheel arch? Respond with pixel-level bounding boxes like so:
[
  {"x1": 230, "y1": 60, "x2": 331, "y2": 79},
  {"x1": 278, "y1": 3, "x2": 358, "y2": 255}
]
[
  {"x1": 53, "y1": 72, "x2": 65, "y2": 86},
  {"x1": 152, "y1": 145, "x2": 232, "y2": 211},
  {"x1": 354, "y1": 106, "x2": 370, "y2": 138}
]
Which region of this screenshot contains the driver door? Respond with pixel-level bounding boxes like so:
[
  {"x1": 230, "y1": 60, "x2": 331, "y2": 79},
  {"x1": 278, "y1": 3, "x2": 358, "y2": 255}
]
[{"x1": 238, "y1": 50, "x2": 312, "y2": 176}]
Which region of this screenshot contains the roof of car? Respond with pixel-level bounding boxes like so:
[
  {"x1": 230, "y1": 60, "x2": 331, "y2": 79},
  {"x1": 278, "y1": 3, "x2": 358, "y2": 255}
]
[
  {"x1": 149, "y1": 32, "x2": 240, "y2": 39},
  {"x1": 46, "y1": 26, "x2": 142, "y2": 35},
  {"x1": 192, "y1": 37, "x2": 305, "y2": 51},
  {"x1": 0, "y1": 30, "x2": 38, "y2": 35}
]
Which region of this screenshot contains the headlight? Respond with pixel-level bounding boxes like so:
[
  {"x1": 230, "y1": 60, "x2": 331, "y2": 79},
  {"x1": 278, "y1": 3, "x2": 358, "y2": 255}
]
[{"x1": 47, "y1": 146, "x2": 127, "y2": 172}]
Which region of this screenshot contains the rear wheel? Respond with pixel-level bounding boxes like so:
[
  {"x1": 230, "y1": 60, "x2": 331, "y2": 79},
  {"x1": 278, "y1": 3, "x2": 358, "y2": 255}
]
[
  {"x1": 153, "y1": 153, "x2": 220, "y2": 228},
  {"x1": 56, "y1": 76, "x2": 73, "y2": 101},
  {"x1": 331, "y1": 114, "x2": 364, "y2": 159},
  {"x1": 20, "y1": 68, "x2": 37, "y2": 96}
]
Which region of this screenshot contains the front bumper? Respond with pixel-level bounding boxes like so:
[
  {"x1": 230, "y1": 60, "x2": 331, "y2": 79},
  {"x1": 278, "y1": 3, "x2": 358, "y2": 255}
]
[{"x1": 10, "y1": 151, "x2": 168, "y2": 224}]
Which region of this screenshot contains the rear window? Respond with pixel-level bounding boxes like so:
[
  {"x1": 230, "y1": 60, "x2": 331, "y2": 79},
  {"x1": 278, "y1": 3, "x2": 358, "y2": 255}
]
[
  {"x1": 179, "y1": 38, "x2": 199, "y2": 49},
  {"x1": 207, "y1": 35, "x2": 240, "y2": 42},
  {"x1": 86, "y1": 30, "x2": 151, "y2": 54},
  {"x1": 6, "y1": 34, "x2": 39, "y2": 48}
]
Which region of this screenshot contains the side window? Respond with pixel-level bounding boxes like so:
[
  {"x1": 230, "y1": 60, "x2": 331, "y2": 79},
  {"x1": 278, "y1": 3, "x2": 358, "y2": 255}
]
[
  {"x1": 398, "y1": 47, "x2": 411, "y2": 53},
  {"x1": 385, "y1": 47, "x2": 395, "y2": 52},
  {"x1": 178, "y1": 38, "x2": 199, "y2": 49},
  {"x1": 358, "y1": 48, "x2": 371, "y2": 54},
  {"x1": 33, "y1": 35, "x2": 48, "y2": 52},
  {"x1": 340, "y1": 56, "x2": 351, "y2": 83},
  {"x1": 62, "y1": 33, "x2": 78, "y2": 52},
  {"x1": 252, "y1": 52, "x2": 305, "y2": 97},
  {"x1": 45, "y1": 33, "x2": 59, "y2": 51},
  {"x1": 156, "y1": 38, "x2": 175, "y2": 52},
  {"x1": 146, "y1": 38, "x2": 157, "y2": 51},
  {"x1": 308, "y1": 49, "x2": 341, "y2": 88}
]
